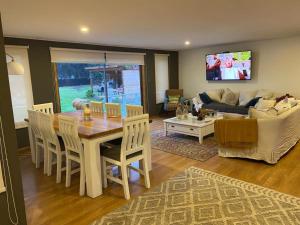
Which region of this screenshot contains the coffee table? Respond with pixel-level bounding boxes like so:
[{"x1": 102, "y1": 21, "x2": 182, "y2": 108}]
[{"x1": 163, "y1": 115, "x2": 222, "y2": 144}]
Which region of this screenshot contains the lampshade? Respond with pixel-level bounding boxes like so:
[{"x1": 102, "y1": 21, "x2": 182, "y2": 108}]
[{"x1": 7, "y1": 58, "x2": 24, "y2": 75}]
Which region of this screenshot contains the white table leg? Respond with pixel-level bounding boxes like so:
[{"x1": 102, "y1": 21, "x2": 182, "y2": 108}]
[
  {"x1": 82, "y1": 138, "x2": 102, "y2": 198},
  {"x1": 164, "y1": 122, "x2": 168, "y2": 136},
  {"x1": 27, "y1": 123, "x2": 36, "y2": 163},
  {"x1": 199, "y1": 129, "x2": 203, "y2": 144}
]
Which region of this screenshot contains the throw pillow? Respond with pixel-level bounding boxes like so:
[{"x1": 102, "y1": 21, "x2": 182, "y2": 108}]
[
  {"x1": 221, "y1": 88, "x2": 239, "y2": 106},
  {"x1": 275, "y1": 93, "x2": 294, "y2": 103},
  {"x1": 245, "y1": 97, "x2": 261, "y2": 108},
  {"x1": 168, "y1": 95, "x2": 180, "y2": 104},
  {"x1": 274, "y1": 100, "x2": 292, "y2": 115},
  {"x1": 255, "y1": 98, "x2": 276, "y2": 111},
  {"x1": 223, "y1": 113, "x2": 245, "y2": 119},
  {"x1": 206, "y1": 89, "x2": 224, "y2": 102},
  {"x1": 199, "y1": 92, "x2": 213, "y2": 104},
  {"x1": 255, "y1": 89, "x2": 273, "y2": 99},
  {"x1": 239, "y1": 90, "x2": 257, "y2": 106}
]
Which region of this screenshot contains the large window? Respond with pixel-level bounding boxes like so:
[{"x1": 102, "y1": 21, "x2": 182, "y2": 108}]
[
  {"x1": 5, "y1": 46, "x2": 34, "y2": 129},
  {"x1": 51, "y1": 48, "x2": 144, "y2": 116}
]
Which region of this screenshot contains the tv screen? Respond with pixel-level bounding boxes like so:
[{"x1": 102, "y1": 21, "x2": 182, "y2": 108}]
[{"x1": 206, "y1": 51, "x2": 252, "y2": 81}]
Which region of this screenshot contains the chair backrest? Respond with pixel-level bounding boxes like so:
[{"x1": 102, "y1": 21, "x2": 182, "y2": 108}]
[
  {"x1": 39, "y1": 112, "x2": 59, "y2": 147},
  {"x1": 33, "y1": 103, "x2": 54, "y2": 114},
  {"x1": 58, "y1": 115, "x2": 82, "y2": 154},
  {"x1": 120, "y1": 114, "x2": 149, "y2": 159},
  {"x1": 90, "y1": 101, "x2": 103, "y2": 114},
  {"x1": 105, "y1": 103, "x2": 121, "y2": 117},
  {"x1": 166, "y1": 89, "x2": 183, "y2": 97},
  {"x1": 27, "y1": 110, "x2": 43, "y2": 139},
  {"x1": 126, "y1": 104, "x2": 143, "y2": 117}
]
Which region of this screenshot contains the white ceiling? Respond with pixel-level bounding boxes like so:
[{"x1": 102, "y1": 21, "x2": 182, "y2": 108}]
[{"x1": 1, "y1": 0, "x2": 300, "y2": 50}]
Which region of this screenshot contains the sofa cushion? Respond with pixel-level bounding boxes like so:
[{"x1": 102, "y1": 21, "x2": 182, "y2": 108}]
[
  {"x1": 223, "y1": 113, "x2": 246, "y2": 119},
  {"x1": 202, "y1": 102, "x2": 249, "y2": 115},
  {"x1": 206, "y1": 89, "x2": 223, "y2": 102},
  {"x1": 221, "y1": 88, "x2": 239, "y2": 106},
  {"x1": 249, "y1": 108, "x2": 277, "y2": 119},
  {"x1": 199, "y1": 92, "x2": 213, "y2": 104},
  {"x1": 239, "y1": 90, "x2": 257, "y2": 106},
  {"x1": 255, "y1": 98, "x2": 276, "y2": 111},
  {"x1": 256, "y1": 89, "x2": 273, "y2": 99}
]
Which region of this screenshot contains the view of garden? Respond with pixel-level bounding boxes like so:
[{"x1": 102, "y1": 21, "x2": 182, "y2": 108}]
[{"x1": 56, "y1": 63, "x2": 142, "y2": 115}]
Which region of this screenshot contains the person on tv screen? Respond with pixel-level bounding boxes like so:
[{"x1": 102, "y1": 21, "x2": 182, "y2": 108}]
[{"x1": 206, "y1": 55, "x2": 222, "y2": 80}]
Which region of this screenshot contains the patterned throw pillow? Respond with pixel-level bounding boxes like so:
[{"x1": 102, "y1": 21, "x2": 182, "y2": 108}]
[
  {"x1": 168, "y1": 95, "x2": 180, "y2": 104},
  {"x1": 221, "y1": 88, "x2": 239, "y2": 106}
]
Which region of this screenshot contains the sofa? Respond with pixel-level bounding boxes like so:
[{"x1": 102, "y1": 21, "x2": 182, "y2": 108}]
[
  {"x1": 193, "y1": 88, "x2": 275, "y2": 115},
  {"x1": 218, "y1": 105, "x2": 300, "y2": 164}
]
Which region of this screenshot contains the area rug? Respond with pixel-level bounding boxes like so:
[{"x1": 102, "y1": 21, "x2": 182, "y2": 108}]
[
  {"x1": 151, "y1": 130, "x2": 218, "y2": 162},
  {"x1": 92, "y1": 166, "x2": 300, "y2": 225}
]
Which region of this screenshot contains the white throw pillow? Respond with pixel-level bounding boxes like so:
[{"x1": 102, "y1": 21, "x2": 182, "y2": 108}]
[
  {"x1": 206, "y1": 89, "x2": 224, "y2": 102},
  {"x1": 221, "y1": 88, "x2": 239, "y2": 106},
  {"x1": 239, "y1": 90, "x2": 257, "y2": 106},
  {"x1": 256, "y1": 89, "x2": 273, "y2": 99},
  {"x1": 255, "y1": 98, "x2": 276, "y2": 111},
  {"x1": 274, "y1": 99, "x2": 293, "y2": 115}
]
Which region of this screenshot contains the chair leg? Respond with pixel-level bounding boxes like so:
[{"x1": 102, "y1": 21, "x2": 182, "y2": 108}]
[
  {"x1": 56, "y1": 154, "x2": 62, "y2": 183},
  {"x1": 142, "y1": 158, "x2": 150, "y2": 189},
  {"x1": 35, "y1": 144, "x2": 40, "y2": 169},
  {"x1": 47, "y1": 150, "x2": 52, "y2": 176},
  {"x1": 79, "y1": 160, "x2": 86, "y2": 196},
  {"x1": 43, "y1": 146, "x2": 48, "y2": 175},
  {"x1": 102, "y1": 158, "x2": 108, "y2": 188},
  {"x1": 121, "y1": 165, "x2": 130, "y2": 200},
  {"x1": 66, "y1": 158, "x2": 71, "y2": 188}
]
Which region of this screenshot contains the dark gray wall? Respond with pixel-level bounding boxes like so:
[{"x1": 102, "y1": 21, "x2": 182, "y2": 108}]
[
  {"x1": 4, "y1": 37, "x2": 179, "y2": 148},
  {"x1": 0, "y1": 15, "x2": 27, "y2": 225}
]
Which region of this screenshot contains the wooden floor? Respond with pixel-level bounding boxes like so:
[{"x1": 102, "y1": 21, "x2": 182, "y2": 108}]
[{"x1": 20, "y1": 117, "x2": 300, "y2": 225}]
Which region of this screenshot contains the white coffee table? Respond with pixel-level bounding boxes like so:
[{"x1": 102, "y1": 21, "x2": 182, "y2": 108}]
[{"x1": 163, "y1": 115, "x2": 222, "y2": 144}]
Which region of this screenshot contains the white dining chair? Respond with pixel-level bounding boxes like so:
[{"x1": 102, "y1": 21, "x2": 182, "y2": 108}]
[
  {"x1": 39, "y1": 113, "x2": 66, "y2": 183},
  {"x1": 126, "y1": 104, "x2": 143, "y2": 117},
  {"x1": 105, "y1": 103, "x2": 121, "y2": 117},
  {"x1": 58, "y1": 115, "x2": 86, "y2": 196},
  {"x1": 90, "y1": 101, "x2": 104, "y2": 114},
  {"x1": 33, "y1": 102, "x2": 54, "y2": 114},
  {"x1": 101, "y1": 114, "x2": 151, "y2": 200},
  {"x1": 27, "y1": 110, "x2": 48, "y2": 174}
]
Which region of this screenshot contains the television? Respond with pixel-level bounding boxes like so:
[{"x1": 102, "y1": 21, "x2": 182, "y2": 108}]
[{"x1": 206, "y1": 51, "x2": 252, "y2": 81}]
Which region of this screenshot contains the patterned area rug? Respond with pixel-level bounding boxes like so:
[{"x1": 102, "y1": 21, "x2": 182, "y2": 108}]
[
  {"x1": 151, "y1": 130, "x2": 218, "y2": 162},
  {"x1": 92, "y1": 167, "x2": 300, "y2": 225}
]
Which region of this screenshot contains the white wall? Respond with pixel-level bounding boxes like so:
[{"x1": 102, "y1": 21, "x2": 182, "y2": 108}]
[{"x1": 179, "y1": 35, "x2": 300, "y2": 98}]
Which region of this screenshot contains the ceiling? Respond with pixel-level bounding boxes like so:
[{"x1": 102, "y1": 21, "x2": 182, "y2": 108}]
[{"x1": 1, "y1": 0, "x2": 300, "y2": 50}]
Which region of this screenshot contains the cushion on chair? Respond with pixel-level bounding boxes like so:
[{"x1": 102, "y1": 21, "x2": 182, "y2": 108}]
[
  {"x1": 168, "y1": 95, "x2": 180, "y2": 104},
  {"x1": 100, "y1": 145, "x2": 143, "y2": 161}
]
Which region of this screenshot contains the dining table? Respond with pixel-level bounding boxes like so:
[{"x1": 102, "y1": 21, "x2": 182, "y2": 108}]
[{"x1": 26, "y1": 111, "x2": 152, "y2": 198}]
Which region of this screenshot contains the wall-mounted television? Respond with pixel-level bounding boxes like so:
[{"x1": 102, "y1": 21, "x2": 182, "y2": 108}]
[{"x1": 206, "y1": 51, "x2": 252, "y2": 81}]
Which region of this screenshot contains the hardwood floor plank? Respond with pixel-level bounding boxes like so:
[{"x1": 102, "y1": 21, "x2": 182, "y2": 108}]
[{"x1": 19, "y1": 117, "x2": 300, "y2": 225}]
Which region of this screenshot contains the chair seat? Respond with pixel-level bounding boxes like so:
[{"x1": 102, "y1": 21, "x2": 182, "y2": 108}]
[{"x1": 101, "y1": 145, "x2": 142, "y2": 161}]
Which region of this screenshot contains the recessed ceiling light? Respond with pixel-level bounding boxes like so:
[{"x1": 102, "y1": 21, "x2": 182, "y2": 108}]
[
  {"x1": 80, "y1": 26, "x2": 89, "y2": 33},
  {"x1": 185, "y1": 41, "x2": 191, "y2": 46}
]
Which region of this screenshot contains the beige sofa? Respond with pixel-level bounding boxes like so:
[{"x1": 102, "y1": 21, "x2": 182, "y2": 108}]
[{"x1": 218, "y1": 105, "x2": 300, "y2": 164}]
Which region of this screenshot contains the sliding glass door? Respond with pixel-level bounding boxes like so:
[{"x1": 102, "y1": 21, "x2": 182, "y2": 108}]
[{"x1": 55, "y1": 63, "x2": 142, "y2": 115}]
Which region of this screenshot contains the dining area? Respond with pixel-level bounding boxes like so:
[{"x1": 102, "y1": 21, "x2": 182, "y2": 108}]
[{"x1": 26, "y1": 102, "x2": 151, "y2": 200}]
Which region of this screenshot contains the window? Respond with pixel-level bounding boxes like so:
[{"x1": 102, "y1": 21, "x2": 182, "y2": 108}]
[
  {"x1": 155, "y1": 54, "x2": 169, "y2": 104},
  {"x1": 5, "y1": 46, "x2": 34, "y2": 129},
  {"x1": 51, "y1": 48, "x2": 144, "y2": 115}
]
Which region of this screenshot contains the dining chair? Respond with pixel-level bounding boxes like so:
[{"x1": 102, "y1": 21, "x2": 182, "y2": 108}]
[
  {"x1": 101, "y1": 114, "x2": 151, "y2": 200},
  {"x1": 33, "y1": 102, "x2": 54, "y2": 114},
  {"x1": 105, "y1": 103, "x2": 121, "y2": 117},
  {"x1": 58, "y1": 115, "x2": 86, "y2": 196},
  {"x1": 27, "y1": 110, "x2": 48, "y2": 174},
  {"x1": 90, "y1": 101, "x2": 104, "y2": 114},
  {"x1": 126, "y1": 104, "x2": 143, "y2": 117},
  {"x1": 39, "y1": 113, "x2": 66, "y2": 183}
]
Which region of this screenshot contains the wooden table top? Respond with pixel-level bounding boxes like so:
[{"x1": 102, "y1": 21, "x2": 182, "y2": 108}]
[
  {"x1": 25, "y1": 111, "x2": 152, "y2": 139},
  {"x1": 53, "y1": 111, "x2": 124, "y2": 139}
]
